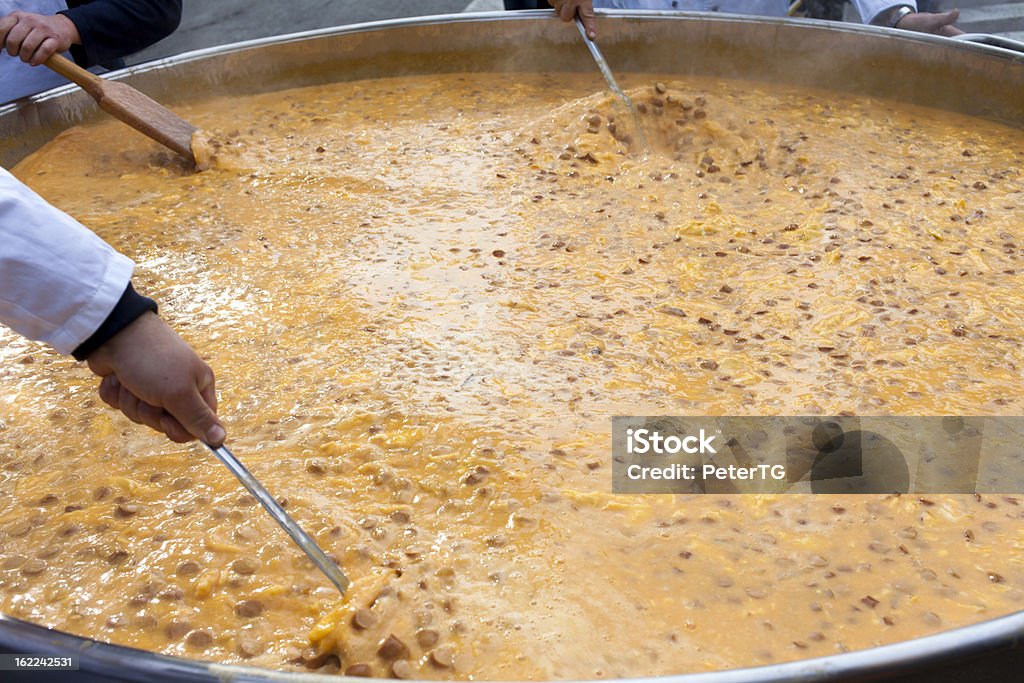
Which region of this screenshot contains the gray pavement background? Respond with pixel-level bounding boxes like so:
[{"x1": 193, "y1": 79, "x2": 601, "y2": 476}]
[
  {"x1": 129, "y1": 0, "x2": 489, "y2": 64},
  {"x1": 947, "y1": 1, "x2": 1024, "y2": 40},
  {"x1": 129, "y1": 0, "x2": 1023, "y2": 66}
]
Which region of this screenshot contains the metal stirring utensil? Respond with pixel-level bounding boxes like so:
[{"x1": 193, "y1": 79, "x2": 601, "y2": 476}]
[
  {"x1": 204, "y1": 442, "x2": 350, "y2": 596},
  {"x1": 574, "y1": 17, "x2": 648, "y2": 150},
  {"x1": 575, "y1": 17, "x2": 631, "y2": 108}
]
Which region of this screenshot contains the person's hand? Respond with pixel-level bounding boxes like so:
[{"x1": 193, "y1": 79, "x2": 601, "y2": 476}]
[
  {"x1": 86, "y1": 312, "x2": 226, "y2": 446},
  {"x1": 896, "y1": 9, "x2": 963, "y2": 37},
  {"x1": 0, "y1": 11, "x2": 80, "y2": 66},
  {"x1": 548, "y1": 0, "x2": 598, "y2": 40}
]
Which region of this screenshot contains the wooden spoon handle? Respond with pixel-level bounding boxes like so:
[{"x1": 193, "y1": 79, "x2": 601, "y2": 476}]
[
  {"x1": 43, "y1": 53, "x2": 197, "y2": 163},
  {"x1": 45, "y1": 54, "x2": 104, "y2": 98}
]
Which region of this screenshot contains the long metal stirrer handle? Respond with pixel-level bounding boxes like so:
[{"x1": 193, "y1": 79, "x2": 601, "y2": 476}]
[
  {"x1": 204, "y1": 443, "x2": 350, "y2": 596},
  {"x1": 574, "y1": 16, "x2": 649, "y2": 151},
  {"x1": 575, "y1": 17, "x2": 632, "y2": 107}
]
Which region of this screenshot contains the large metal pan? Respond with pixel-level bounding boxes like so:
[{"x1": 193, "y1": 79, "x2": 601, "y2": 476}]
[{"x1": 1, "y1": 10, "x2": 1021, "y2": 683}]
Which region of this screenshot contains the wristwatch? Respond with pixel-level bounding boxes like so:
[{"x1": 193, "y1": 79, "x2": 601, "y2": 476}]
[{"x1": 888, "y1": 5, "x2": 915, "y2": 28}]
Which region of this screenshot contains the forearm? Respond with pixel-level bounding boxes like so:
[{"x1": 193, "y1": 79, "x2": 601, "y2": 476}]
[
  {"x1": 1, "y1": 168, "x2": 222, "y2": 445},
  {"x1": 60, "y1": 0, "x2": 182, "y2": 67},
  {"x1": 0, "y1": 166, "x2": 136, "y2": 354}
]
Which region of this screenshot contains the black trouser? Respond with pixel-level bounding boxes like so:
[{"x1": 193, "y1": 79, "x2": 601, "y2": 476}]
[
  {"x1": 504, "y1": 1, "x2": 548, "y2": 9},
  {"x1": 801, "y1": 0, "x2": 846, "y2": 21}
]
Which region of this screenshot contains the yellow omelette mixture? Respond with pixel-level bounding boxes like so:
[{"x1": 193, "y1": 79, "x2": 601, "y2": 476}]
[{"x1": 1, "y1": 72, "x2": 1023, "y2": 679}]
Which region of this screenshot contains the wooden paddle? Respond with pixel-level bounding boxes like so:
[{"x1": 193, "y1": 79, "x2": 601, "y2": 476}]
[{"x1": 45, "y1": 54, "x2": 197, "y2": 163}]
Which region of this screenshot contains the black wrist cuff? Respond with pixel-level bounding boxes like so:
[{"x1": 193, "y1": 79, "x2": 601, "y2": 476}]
[{"x1": 72, "y1": 282, "x2": 158, "y2": 361}]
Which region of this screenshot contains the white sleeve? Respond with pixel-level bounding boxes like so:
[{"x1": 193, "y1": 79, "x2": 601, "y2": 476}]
[
  {"x1": 0, "y1": 166, "x2": 134, "y2": 355},
  {"x1": 852, "y1": 0, "x2": 918, "y2": 25}
]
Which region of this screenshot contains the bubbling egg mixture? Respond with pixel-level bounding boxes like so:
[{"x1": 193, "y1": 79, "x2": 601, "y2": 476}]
[{"x1": 2, "y1": 72, "x2": 1023, "y2": 679}]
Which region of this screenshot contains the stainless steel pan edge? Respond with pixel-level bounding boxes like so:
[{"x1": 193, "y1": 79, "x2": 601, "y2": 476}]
[
  {"x1": 0, "y1": 608, "x2": 1022, "y2": 682},
  {"x1": 3, "y1": 10, "x2": 1024, "y2": 167},
  {"x1": 1, "y1": 10, "x2": 1022, "y2": 682}
]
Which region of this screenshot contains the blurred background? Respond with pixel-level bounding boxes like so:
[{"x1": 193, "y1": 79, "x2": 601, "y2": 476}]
[{"x1": 128, "y1": 0, "x2": 1024, "y2": 65}]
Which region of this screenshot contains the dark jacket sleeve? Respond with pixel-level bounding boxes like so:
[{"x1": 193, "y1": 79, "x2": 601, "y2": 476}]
[
  {"x1": 72, "y1": 282, "x2": 158, "y2": 361},
  {"x1": 59, "y1": 0, "x2": 182, "y2": 68}
]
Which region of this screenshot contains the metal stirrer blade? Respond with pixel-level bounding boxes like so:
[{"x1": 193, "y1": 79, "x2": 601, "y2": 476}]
[{"x1": 204, "y1": 443, "x2": 350, "y2": 596}]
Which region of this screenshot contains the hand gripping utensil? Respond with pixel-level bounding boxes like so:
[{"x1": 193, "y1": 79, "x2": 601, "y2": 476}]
[{"x1": 204, "y1": 442, "x2": 350, "y2": 596}]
